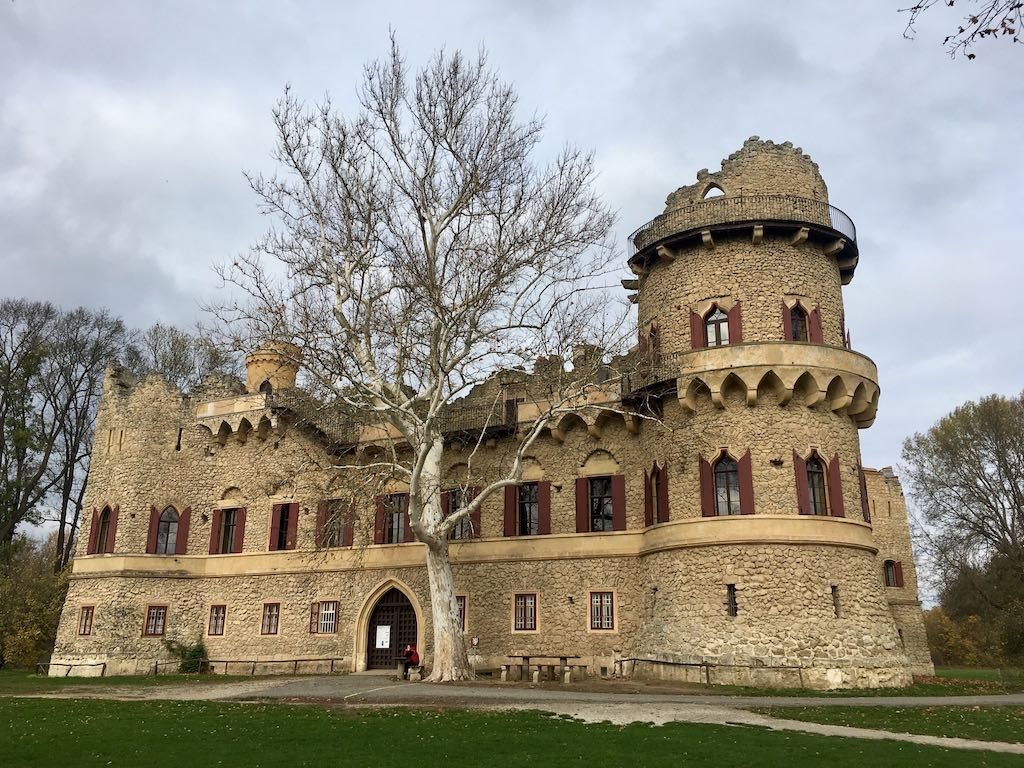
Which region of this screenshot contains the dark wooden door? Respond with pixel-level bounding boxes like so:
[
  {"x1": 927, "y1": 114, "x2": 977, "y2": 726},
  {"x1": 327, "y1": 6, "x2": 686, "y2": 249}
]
[{"x1": 366, "y1": 588, "x2": 417, "y2": 669}]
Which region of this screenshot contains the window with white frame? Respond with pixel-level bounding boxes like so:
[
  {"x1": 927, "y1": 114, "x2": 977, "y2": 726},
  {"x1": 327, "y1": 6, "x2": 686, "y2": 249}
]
[
  {"x1": 261, "y1": 603, "x2": 280, "y2": 635},
  {"x1": 78, "y1": 606, "x2": 94, "y2": 636},
  {"x1": 208, "y1": 605, "x2": 226, "y2": 636},
  {"x1": 309, "y1": 600, "x2": 338, "y2": 634},
  {"x1": 590, "y1": 592, "x2": 614, "y2": 630},
  {"x1": 143, "y1": 605, "x2": 167, "y2": 637}
]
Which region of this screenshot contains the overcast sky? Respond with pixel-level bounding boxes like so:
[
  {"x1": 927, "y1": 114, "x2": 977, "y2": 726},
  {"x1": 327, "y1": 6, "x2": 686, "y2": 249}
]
[{"x1": 2, "y1": 1, "x2": 1021, "y2": 473}]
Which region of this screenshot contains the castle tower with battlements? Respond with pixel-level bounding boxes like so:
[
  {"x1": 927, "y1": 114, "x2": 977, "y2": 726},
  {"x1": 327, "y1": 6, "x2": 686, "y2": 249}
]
[{"x1": 50, "y1": 139, "x2": 932, "y2": 688}]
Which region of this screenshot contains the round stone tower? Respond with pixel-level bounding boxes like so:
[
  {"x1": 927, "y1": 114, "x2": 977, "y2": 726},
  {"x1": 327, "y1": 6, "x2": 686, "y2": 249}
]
[
  {"x1": 626, "y1": 138, "x2": 907, "y2": 688},
  {"x1": 245, "y1": 340, "x2": 301, "y2": 395}
]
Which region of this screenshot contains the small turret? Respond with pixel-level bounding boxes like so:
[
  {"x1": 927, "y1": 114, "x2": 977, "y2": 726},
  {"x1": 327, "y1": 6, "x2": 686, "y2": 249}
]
[{"x1": 245, "y1": 341, "x2": 301, "y2": 394}]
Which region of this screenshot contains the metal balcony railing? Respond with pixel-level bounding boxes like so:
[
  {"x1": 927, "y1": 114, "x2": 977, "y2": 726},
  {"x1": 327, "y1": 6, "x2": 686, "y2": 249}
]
[{"x1": 628, "y1": 194, "x2": 857, "y2": 256}]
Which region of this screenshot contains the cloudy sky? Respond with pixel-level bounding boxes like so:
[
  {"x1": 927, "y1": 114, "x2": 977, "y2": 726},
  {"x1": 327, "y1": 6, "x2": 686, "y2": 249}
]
[{"x1": 2, "y1": 1, "x2": 1021, "y2": 472}]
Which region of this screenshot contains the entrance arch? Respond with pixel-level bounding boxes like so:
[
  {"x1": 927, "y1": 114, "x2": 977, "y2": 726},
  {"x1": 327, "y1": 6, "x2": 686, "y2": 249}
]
[{"x1": 353, "y1": 580, "x2": 424, "y2": 672}]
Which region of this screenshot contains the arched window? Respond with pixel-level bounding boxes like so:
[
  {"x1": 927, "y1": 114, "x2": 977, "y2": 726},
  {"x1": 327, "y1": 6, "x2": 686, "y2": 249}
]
[
  {"x1": 714, "y1": 455, "x2": 741, "y2": 516},
  {"x1": 96, "y1": 507, "x2": 112, "y2": 553},
  {"x1": 705, "y1": 306, "x2": 730, "y2": 347},
  {"x1": 259, "y1": 380, "x2": 273, "y2": 395},
  {"x1": 806, "y1": 455, "x2": 828, "y2": 516},
  {"x1": 156, "y1": 506, "x2": 179, "y2": 554},
  {"x1": 789, "y1": 305, "x2": 808, "y2": 342},
  {"x1": 883, "y1": 559, "x2": 904, "y2": 587},
  {"x1": 702, "y1": 183, "x2": 724, "y2": 199}
]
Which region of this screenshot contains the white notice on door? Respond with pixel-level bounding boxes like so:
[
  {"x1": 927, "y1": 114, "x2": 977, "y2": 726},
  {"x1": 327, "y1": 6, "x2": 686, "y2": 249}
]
[{"x1": 375, "y1": 625, "x2": 391, "y2": 649}]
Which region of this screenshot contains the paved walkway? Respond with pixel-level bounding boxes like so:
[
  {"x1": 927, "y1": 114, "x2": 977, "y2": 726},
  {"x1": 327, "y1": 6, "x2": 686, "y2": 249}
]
[{"x1": 14, "y1": 676, "x2": 1024, "y2": 755}]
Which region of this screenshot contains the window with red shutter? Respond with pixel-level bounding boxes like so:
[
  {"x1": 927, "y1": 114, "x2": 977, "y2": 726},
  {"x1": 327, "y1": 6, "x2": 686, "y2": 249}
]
[
  {"x1": 690, "y1": 310, "x2": 705, "y2": 350},
  {"x1": 858, "y1": 467, "x2": 871, "y2": 522},
  {"x1": 793, "y1": 451, "x2": 810, "y2": 515},
  {"x1": 611, "y1": 474, "x2": 626, "y2": 531},
  {"x1": 728, "y1": 301, "x2": 743, "y2": 344},
  {"x1": 87, "y1": 508, "x2": 100, "y2": 554},
  {"x1": 827, "y1": 455, "x2": 845, "y2": 518},
  {"x1": 809, "y1": 305, "x2": 824, "y2": 343},
  {"x1": 575, "y1": 477, "x2": 589, "y2": 532},
  {"x1": 643, "y1": 468, "x2": 654, "y2": 527},
  {"x1": 737, "y1": 450, "x2": 755, "y2": 515},
  {"x1": 146, "y1": 506, "x2": 160, "y2": 554},
  {"x1": 699, "y1": 456, "x2": 715, "y2": 517},
  {"x1": 503, "y1": 486, "x2": 517, "y2": 536},
  {"x1": 175, "y1": 508, "x2": 191, "y2": 554},
  {"x1": 537, "y1": 481, "x2": 552, "y2": 535}
]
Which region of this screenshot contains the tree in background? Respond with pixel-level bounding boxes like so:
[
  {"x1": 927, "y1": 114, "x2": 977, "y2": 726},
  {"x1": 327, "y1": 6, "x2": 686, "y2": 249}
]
[
  {"x1": 902, "y1": 0, "x2": 1023, "y2": 58},
  {"x1": 0, "y1": 535, "x2": 68, "y2": 668},
  {"x1": 124, "y1": 322, "x2": 239, "y2": 392},
  {"x1": 212, "y1": 40, "x2": 619, "y2": 681},
  {"x1": 903, "y1": 392, "x2": 1024, "y2": 663}
]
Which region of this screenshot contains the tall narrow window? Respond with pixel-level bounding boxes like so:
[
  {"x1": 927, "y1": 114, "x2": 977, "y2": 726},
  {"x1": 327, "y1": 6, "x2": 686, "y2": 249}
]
[
  {"x1": 261, "y1": 603, "x2": 280, "y2": 635},
  {"x1": 220, "y1": 509, "x2": 238, "y2": 554},
  {"x1": 456, "y1": 595, "x2": 467, "y2": 631},
  {"x1": 883, "y1": 559, "x2": 904, "y2": 587},
  {"x1": 156, "y1": 507, "x2": 179, "y2": 555},
  {"x1": 144, "y1": 606, "x2": 167, "y2": 637},
  {"x1": 789, "y1": 305, "x2": 809, "y2": 342},
  {"x1": 650, "y1": 466, "x2": 663, "y2": 523},
  {"x1": 726, "y1": 584, "x2": 738, "y2": 617},
  {"x1": 589, "y1": 477, "x2": 614, "y2": 532},
  {"x1": 514, "y1": 593, "x2": 537, "y2": 631},
  {"x1": 208, "y1": 605, "x2": 226, "y2": 636},
  {"x1": 448, "y1": 489, "x2": 472, "y2": 540},
  {"x1": 274, "y1": 505, "x2": 290, "y2": 550},
  {"x1": 386, "y1": 494, "x2": 407, "y2": 544},
  {"x1": 806, "y1": 456, "x2": 829, "y2": 516},
  {"x1": 96, "y1": 507, "x2": 112, "y2": 553},
  {"x1": 518, "y1": 483, "x2": 539, "y2": 536},
  {"x1": 705, "y1": 306, "x2": 730, "y2": 347},
  {"x1": 831, "y1": 585, "x2": 841, "y2": 618},
  {"x1": 590, "y1": 592, "x2": 614, "y2": 630},
  {"x1": 78, "y1": 607, "x2": 95, "y2": 636},
  {"x1": 714, "y1": 456, "x2": 741, "y2": 516}
]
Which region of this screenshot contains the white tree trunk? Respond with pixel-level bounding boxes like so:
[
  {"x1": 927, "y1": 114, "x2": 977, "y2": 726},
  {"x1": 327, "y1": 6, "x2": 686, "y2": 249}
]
[{"x1": 423, "y1": 540, "x2": 473, "y2": 681}]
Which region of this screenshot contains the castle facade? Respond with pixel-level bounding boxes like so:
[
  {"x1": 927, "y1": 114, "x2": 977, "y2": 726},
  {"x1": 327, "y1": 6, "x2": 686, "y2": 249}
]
[{"x1": 51, "y1": 138, "x2": 932, "y2": 688}]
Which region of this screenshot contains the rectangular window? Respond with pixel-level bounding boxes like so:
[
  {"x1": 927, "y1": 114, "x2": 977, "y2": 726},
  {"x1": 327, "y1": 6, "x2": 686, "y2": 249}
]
[
  {"x1": 456, "y1": 595, "x2": 467, "y2": 631},
  {"x1": 274, "y1": 505, "x2": 290, "y2": 550},
  {"x1": 514, "y1": 593, "x2": 537, "y2": 631},
  {"x1": 261, "y1": 603, "x2": 280, "y2": 635},
  {"x1": 589, "y1": 477, "x2": 613, "y2": 532},
  {"x1": 220, "y1": 509, "x2": 238, "y2": 554},
  {"x1": 317, "y1": 601, "x2": 338, "y2": 634},
  {"x1": 518, "y1": 483, "x2": 539, "y2": 536},
  {"x1": 144, "y1": 605, "x2": 167, "y2": 637},
  {"x1": 726, "y1": 584, "x2": 738, "y2": 617},
  {"x1": 590, "y1": 592, "x2": 614, "y2": 630},
  {"x1": 78, "y1": 606, "x2": 94, "y2": 636},
  {"x1": 831, "y1": 585, "x2": 841, "y2": 618},
  {"x1": 386, "y1": 494, "x2": 407, "y2": 544},
  {"x1": 447, "y1": 489, "x2": 472, "y2": 540},
  {"x1": 208, "y1": 605, "x2": 226, "y2": 636}
]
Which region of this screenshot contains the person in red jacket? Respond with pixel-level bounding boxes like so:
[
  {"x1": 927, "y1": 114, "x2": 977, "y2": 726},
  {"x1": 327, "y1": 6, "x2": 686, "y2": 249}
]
[{"x1": 402, "y1": 644, "x2": 420, "y2": 679}]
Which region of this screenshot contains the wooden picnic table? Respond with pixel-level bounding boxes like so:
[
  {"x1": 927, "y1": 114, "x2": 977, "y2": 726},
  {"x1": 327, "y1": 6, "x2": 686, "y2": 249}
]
[{"x1": 504, "y1": 654, "x2": 584, "y2": 683}]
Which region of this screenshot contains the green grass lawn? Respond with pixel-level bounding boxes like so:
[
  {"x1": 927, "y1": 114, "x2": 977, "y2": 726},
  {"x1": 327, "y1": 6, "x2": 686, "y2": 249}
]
[
  {"x1": 936, "y1": 667, "x2": 1024, "y2": 683},
  {"x1": 2, "y1": 699, "x2": 1020, "y2": 768},
  {"x1": 753, "y1": 705, "x2": 1024, "y2": 744},
  {"x1": 0, "y1": 668, "x2": 249, "y2": 694}
]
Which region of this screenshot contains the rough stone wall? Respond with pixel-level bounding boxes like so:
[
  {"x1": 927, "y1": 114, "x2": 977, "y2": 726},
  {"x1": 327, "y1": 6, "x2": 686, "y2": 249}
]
[
  {"x1": 637, "y1": 236, "x2": 847, "y2": 355},
  {"x1": 866, "y1": 468, "x2": 934, "y2": 674}
]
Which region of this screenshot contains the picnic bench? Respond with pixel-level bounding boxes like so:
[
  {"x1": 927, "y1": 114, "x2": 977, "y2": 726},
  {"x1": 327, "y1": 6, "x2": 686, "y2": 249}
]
[{"x1": 502, "y1": 654, "x2": 586, "y2": 684}]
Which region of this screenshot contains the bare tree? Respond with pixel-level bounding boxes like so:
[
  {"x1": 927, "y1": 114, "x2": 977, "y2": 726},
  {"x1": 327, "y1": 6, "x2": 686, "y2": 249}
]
[
  {"x1": 124, "y1": 322, "x2": 240, "y2": 391},
  {"x1": 902, "y1": 0, "x2": 1023, "y2": 58},
  {"x1": 212, "y1": 40, "x2": 621, "y2": 680}
]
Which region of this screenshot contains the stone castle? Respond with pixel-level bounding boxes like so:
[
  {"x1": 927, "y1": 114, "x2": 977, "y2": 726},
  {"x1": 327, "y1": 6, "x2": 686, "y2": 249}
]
[{"x1": 51, "y1": 138, "x2": 933, "y2": 688}]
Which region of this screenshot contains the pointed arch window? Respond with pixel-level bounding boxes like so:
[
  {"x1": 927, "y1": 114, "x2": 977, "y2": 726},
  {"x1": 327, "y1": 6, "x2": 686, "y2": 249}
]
[
  {"x1": 789, "y1": 305, "x2": 809, "y2": 342},
  {"x1": 806, "y1": 456, "x2": 828, "y2": 516},
  {"x1": 713, "y1": 455, "x2": 741, "y2": 516},
  {"x1": 702, "y1": 183, "x2": 725, "y2": 199},
  {"x1": 700, "y1": 451, "x2": 754, "y2": 516},
  {"x1": 705, "y1": 306, "x2": 730, "y2": 347},
  {"x1": 156, "y1": 507, "x2": 179, "y2": 554},
  {"x1": 96, "y1": 508, "x2": 112, "y2": 552}
]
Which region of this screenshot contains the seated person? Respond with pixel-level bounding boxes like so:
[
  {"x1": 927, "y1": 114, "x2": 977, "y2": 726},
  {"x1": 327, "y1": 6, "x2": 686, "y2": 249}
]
[{"x1": 402, "y1": 644, "x2": 420, "y2": 679}]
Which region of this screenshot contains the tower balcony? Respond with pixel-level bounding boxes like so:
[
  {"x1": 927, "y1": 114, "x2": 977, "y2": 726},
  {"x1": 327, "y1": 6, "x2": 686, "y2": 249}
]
[
  {"x1": 624, "y1": 342, "x2": 879, "y2": 428},
  {"x1": 628, "y1": 195, "x2": 859, "y2": 283}
]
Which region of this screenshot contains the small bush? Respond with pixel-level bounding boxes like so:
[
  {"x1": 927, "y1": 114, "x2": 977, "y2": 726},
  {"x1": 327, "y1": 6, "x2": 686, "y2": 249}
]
[{"x1": 162, "y1": 639, "x2": 207, "y2": 674}]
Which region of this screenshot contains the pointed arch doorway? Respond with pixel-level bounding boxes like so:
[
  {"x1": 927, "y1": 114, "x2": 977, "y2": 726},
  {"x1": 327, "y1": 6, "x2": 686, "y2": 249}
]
[{"x1": 365, "y1": 587, "x2": 418, "y2": 670}]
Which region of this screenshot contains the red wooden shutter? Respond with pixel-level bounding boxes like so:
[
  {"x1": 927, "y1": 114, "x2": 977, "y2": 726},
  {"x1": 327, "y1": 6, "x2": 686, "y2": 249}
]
[
  {"x1": 728, "y1": 301, "x2": 743, "y2": 344},
  {"x1": 782, "y1": 301, "x2": 793, "y2": 340},
  {"x1": 657, "y1": 464, "x2": 670, "y2": 523},
  {"x1": 373, "y1": 496, "x2": 386, "y2": 544},
  {"x1": 809, "y1": 305, "x2": 824, "y2": 343},
  {"x1": 503, "y1": 486, "x2": 516, "y2": 536},
  {"x1": 105, "y1": 506, "x2": 119, "y2": 553},
  {"x1": 699, "y1": 456, "x2": 715, "y2": 517},
  {"x1": 690, "y1": 310, "x2": 705, "y2": 350},
  {"x1": 858, "y1": 468, "x2": 871, "y2": 522},
  {"x1": 637, "y1": 329, "x2": 649, "y2": 358},
  {"x1": 309, "y1": 602, "x2": 319, "y2": 633},
  {"x1": 643, "y1": 469, "x2": 653, "y2": 527},
  {"x1": 738, "y1": 450, "x2": 755, "y2": 515},
  {"x1": 827, "y1": 455, "x2": 845, "y2": 518},
  {"x1": 793, "y1": 451, "x2": 810, "y2": 515},
  {"x1": 286, "y1": 502, "x2": 299, "y2": 549},
  {"x1": 894, "y1": 561, "x2": 905, "y2": 587},
  {"x1": 469, "y1": 487, "x2": 482, "y2": 538},
  {"x1": 146, "y1": 506, "x2": 159, "y2": 554},
  {"x1": 537, "y1": 481, "x2": 551, "y2": 535},
  {"x1": 209, "y1": 508, "x2": 223, "y2": 554},
  {"x1": 232, "y1": 508, "x2": 246, "y2": 553},
  {"x1": 269, "y1": 505, "x2": 282, "y2": 551},
  {"x1": 440, "y1": 491, "x2": 451, "y2": 520},
  {"x1": 315, "y1": 502, "x2": 327, "y2": 548},
  {"x1": 611, "y1": 474, "x2": 626, "y2": 531},
  {"x1": 402, "y1": 495, "x2": 413, "y2": 543},
  {"x1": 87, "y1": 508, "x2": 99, "y2": 554},
  {"x1": 575, "y1": 477, "x2": 589, "y2": 532},
  {"x1": 341, "y1": 508, "x2": 354, "y2": 547},
  {"x1": 651, "y1": 323, "x2": 662, "y2": 356},
  {"x1": 175, "y1": 507, "x2": 191, "y2": 555}
]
